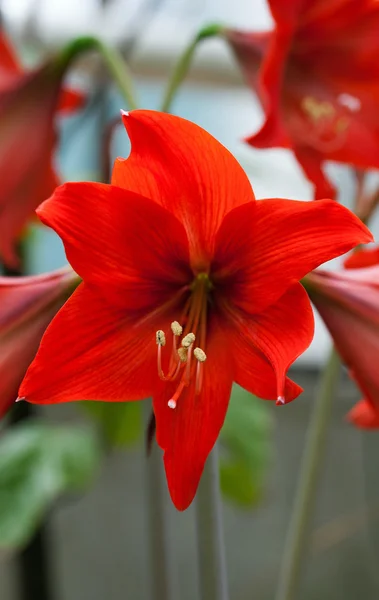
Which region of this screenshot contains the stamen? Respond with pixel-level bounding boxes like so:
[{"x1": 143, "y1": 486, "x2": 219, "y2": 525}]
[
  {"x1": 156, "y1": 330, "x2": 167, "y2": 380},
  {"x1": 194, "y1": 347, "x2": 207, "y2": 362},
  {"x1": 185, "y1": 342, "x2": 194, "y2": 384},
  {"x1": 195, "y1": 363, "x2": 203, "y2": 394},
  {"x1": 181, "y1": 332, "x2": 195, "y2": 348},
  {"x1": 177, "y1": 347, "x2": 188, "y2": 363},
  {"x1": 276, "y1": 396, "x2": 286, "y2": 406},
  {"x1": 156, "y1": 330, "x2": 166, "y2": 346},
  {"x1": 168, "y1": 399, "x2": 176, "y2": 409},
  {"x1": 171, "y1": 321, "x2": 183, "y2": 336}
]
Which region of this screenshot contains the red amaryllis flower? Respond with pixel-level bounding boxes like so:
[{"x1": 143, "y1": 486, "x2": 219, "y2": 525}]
[
  {"x1": 344, "y1": 246, "x2": 379, "y2": 269},
  {"x1": 19, "y1": 110, "x2": 371, "y2": 509},
  {"x1": 0, "y1": 30, "x2": 84, "y2": 267},
  {"x1": 305, "y1": 266, "x2": 379, "y2": 428},
  {"x1": 225, "y1": 0, "x2": 379, "y2": 199},
  {"x1": 0, "y1": 266, "x2": 79, "y2": 420}
]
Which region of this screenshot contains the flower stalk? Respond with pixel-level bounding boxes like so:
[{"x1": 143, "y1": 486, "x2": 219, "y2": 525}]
[
  {"x1": 56, "y1": 36, "x2": 139, "y2": 110},
  {"x1": 160, "y1": 24, "x2": 222, "y2": 113},
  {"x1": 144, "y1": 406, "x2": 174, "y2": 600},
  {"x1": 196, "y1": 445, "x2": 229, "y2": 600},
  {"x1": 275, "y1": 348, "x2": 341, "y2": 600}
]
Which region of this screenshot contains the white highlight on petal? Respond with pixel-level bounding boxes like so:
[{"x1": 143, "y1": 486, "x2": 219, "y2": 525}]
[{"x1": 337, "y1": 93, "x2": 361, "y2": 112}]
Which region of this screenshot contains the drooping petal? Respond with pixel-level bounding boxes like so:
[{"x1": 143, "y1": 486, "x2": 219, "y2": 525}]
[
  {"x1": 112, "y1": 110, "x2": 255, "y2": 265},
  {"x1": 153, "y1": 313, "x2": 233, "y2": 510},
  {"x1": 346, "y1": 399, "x2": 379, "y2": 429},
  {"x1": 213, "y1": 198, "x2": 372, "y2": 314},
  {"x1": 37, "y1": 182, "x2": 192, "y2": 309},
  {"x1": 19, "y1": 283, "x2": 169, "y2": 405},
  {"x1": 218, "y1": 284, "x2": 313, "y2": 402}
]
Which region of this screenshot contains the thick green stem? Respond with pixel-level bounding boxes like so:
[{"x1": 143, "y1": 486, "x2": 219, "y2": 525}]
[
  {"x1": 144, "y1": 405, "x2": 174, "y2": 600},
  {"x1": 160, "y1": 24, "x2": 223, "y2": 113},
  {"x1": 196, "y1": 445, "x2": 229, "y2": 600},
  {"x1": 56, "y1": 36, "x2": 138, "y2": 110},
  {"x1": 275, "y1": 348, "x2": 341, "y2": 600}
]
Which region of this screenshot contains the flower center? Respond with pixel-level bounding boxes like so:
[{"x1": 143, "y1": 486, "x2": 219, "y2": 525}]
[
  {"x1": 155, "y1": 272, "x2": 211, "y2": 409},
  {"x1": 300, "y1": 95, "x2": 350, "y2": 152}
]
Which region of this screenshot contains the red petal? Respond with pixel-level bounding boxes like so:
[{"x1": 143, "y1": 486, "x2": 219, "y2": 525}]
[
  {"x1": 153, "y1": 313, "x2": 233, "y2": 510},
  {"x1": 19, "y1": 283, "x2": 165, "y2": 404},
  {"x1": 213, "y1": 198, "x2": 372, "y2": 314},
  {"x1": 267, "y1": 0, "x2": 304, "y2": 26},
  {"x1": 220, "y1": 284, "x2": 313, "y2": 402},
  {"x1": 112, "y1": 110, "x2": 255, "y2": 264},
  {"x1": 57, "y1": 88, "x2": 85, "y2": 114},
  {"x1": 346, "y1": 399, "x2": 379, "y2": 429},
  {"x1": 0, "y1": 30, "x2": 21, "y2": 77},
  {"x1": 0, "y1": 157, "x2": 58, "y2": 268},
  {"x1": 344, "y1": 247, "x2": 379, "y2": 269},
  {"x1": 227, "y1": 323, "x2": 303, "y2": 402},
  {"x1": 307, "y1": 270, "x2": 379, "y2": 411},
  {"x1": 37, "y1": 182, "x2": 191, "y2": 309},
  {"x1": 293, "y1": 146, "x2": 337, "y2": 200},
  {"x1": 0, "y1": 267, "x2": 78, "y2": 419}
]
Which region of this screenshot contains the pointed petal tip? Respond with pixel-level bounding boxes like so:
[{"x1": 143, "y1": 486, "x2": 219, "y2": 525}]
[
  {"x1": 276, "y1": 395, "x2": 286, "y2": 406},
  {"x1": 120, "y1": 109, "x2": 129, "y2": 117},
  {"x1": 15, "y1": 396, "x2": 26, "y2": 403}
]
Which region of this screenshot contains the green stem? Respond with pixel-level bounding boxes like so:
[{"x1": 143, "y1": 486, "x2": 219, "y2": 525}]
[
  {"x1": 56, "y1": 36, "x2": 138, "y2": 110},
  {"x1": 160, "y1": 24, "x2": 223, "y2": 113},
  {"x1": 196, "y1": 444, "x2": 229, "y2": 600},
  {"x1": 275, "y1": 348, "x2": 341, "y2": 600},
  {"x1": 144, "y1": 405, "x2": 174, "y2": 600}
]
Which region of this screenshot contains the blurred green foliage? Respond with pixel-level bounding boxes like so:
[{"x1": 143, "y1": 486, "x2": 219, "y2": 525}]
[
  {"x1": 219, "y1": 385, "x2": 272, "y2": 507},
  {"x1": 0, "y1": 422, "x2": 101, "y2": 550}
]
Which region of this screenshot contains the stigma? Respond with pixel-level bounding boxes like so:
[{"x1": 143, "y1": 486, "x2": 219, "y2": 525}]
[{"x1": 155, "y1": 322, "x2": 207, "y2": 409}]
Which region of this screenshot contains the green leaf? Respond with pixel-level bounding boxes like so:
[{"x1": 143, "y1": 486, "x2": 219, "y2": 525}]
[
  {"x1": 219, "y1": 385, "x2": 272, "y2": 508},
  {"x1": 0, "y1": 421, "x2": 101, "y2": 550},
  {"x1": 81, "y1": 401, "x2": 143, "y2": 448}
]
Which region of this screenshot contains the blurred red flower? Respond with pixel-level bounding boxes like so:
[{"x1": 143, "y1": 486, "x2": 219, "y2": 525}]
[
  {"x1": 225, "y1": 0, "x2": 379, "y2": 199},
  {"x1": 344, "y1": 246, "x2": 379, "y2": 268},
  {"x1": 0, "y1": 266, "x2": 79, "y2": 420},
  {"x1": 0, "y1": 30, "x2": 84, "y2": 267},
  {"x1": 19, "y1": 110, "x2": 371, "y2": 509},
  {"x1": 305, "y1": 266, "x2": 379, "y2": 428}
]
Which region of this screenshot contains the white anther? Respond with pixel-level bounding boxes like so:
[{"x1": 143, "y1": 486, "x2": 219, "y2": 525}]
[
  {"x1": 177, "y1": 347, "x2": 188, "y2": 363},
  {"x1": 194, "y1": 348, "x2": 207, "y2": 362},
  {"x1": 337, "y1": 93, "x2": 361, "y2": 112},
  {"x1": 171, "y1": 321, "x2": 183, "y2": 336},
  {"x1": 181, "y1": 333, "x2": 195, "y2": 348},
  {"x1": 156, "y1": 330, "x2": 166, "y2": 346},
  {"x1": 168, "y1": 399, "x2": 177, "y2": 409}
]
